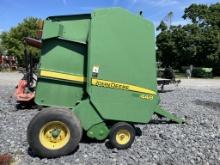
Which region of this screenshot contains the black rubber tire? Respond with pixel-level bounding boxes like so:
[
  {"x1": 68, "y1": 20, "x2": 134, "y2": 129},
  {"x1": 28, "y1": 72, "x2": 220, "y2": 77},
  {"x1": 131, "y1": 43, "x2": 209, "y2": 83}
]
[
  {"x1": 27, "y1": 108, "x2": 82, "y2": 158},
  {"x1": 109, "y1": 122, "x2": 135, "y2": 149}
]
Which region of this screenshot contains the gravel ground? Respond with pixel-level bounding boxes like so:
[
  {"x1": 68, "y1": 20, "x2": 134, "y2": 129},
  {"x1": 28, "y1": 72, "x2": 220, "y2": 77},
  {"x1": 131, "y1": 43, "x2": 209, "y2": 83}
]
[{"x1": 0, "y1": 72, "x2": 220, "y2": 165}]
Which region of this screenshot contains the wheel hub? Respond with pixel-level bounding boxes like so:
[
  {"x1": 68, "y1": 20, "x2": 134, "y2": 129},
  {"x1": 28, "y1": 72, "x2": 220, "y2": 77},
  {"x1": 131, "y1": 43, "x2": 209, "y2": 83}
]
[
  {"x1": 116, "y1": 129, "x2": 131, "y2": 145},
  {"x1": 39, "y1": 121, "x2": 70, "y2": 150},
  {"x1": 51, "y1": 129, "x2": 61, "y2": 138}
]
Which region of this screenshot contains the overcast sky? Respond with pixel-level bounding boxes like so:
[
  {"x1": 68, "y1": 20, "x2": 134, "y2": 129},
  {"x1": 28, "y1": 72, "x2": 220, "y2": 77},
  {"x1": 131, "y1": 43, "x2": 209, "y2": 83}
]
[{"x1": 0, "y1": 0, "x2": 219, "y2": 33}]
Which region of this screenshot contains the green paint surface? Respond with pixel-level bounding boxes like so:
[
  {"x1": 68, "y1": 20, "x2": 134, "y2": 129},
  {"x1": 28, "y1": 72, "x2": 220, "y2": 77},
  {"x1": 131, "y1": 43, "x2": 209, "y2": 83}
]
[
  {"x1": 35, "y1": 15, "x2": 90, "y2": 107},
  {"x1": 34, "y1": 8, "x2": 183, "y2": 139},
  {"x1": 87, "y1": 8, "x2": 158, "y2": 123}
]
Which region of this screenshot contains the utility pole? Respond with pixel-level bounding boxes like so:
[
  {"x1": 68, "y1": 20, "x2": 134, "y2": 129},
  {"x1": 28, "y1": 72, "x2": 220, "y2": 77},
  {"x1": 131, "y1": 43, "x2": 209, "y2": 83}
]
[{"x1": 163, "y1": 11, "x2": 173, "y2": 29}]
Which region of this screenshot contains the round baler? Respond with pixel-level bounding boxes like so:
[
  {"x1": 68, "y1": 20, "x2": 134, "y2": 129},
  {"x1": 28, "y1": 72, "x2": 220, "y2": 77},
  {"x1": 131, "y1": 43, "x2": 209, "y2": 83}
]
[{"x1": 27, "y1": 8, "x2": 184, "y2": 158}]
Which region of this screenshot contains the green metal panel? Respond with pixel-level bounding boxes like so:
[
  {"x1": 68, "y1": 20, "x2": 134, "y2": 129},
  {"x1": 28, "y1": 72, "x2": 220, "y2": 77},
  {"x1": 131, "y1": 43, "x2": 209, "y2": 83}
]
[
  {"x1": 35, "y1": 78, "x2": 84, "y2": 107},
  {"x1": 87, "y1": 8, "x2": 158, "y2": 123},
  {"x1": 87, "y1": 122, "x2": 109, "y2": 140},
  {"x1": 74, "y1": 99, "x2": 109, "y2": 140},
  {"x1": 35, "y1": 15, "x2": 90, "y2": 107},
  {"x1": 47, "y1": 14, "x2": 91, "y2": 43},
  {"x1": 40, "y1": 39, "x2": 86, "y2": 75},
  {"x1": 74, "y1": 99, "x2": 103, "y2": 130},
  {"x1": 42, "y1": 21, "x2": 63, "y2": 40}
]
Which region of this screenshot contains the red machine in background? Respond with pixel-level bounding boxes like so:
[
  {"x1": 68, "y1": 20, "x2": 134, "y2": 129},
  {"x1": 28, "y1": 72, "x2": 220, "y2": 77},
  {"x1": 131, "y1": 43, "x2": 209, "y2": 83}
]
[
  {"x1": 15, "y1": 19, "x2": 42, "y2": 109},
  {"x1": 15, "y1": 48, "x2": 36, "y2": 109},
  {"x1": 0, "y1": 55, "x2": 17, "y2": 70},
  {"x1": 15, "y1": 37, "x2": 41, "y2": 109}
]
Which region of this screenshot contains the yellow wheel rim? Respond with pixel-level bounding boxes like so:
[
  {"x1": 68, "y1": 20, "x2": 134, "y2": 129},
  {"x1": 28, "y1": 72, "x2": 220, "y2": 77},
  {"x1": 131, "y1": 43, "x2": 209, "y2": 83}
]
[
  {"x1": 116, "y1": 129, "x2": 131, "y2": 145},
  {"x1": 39, "y1": 121, "x2": 70, "y2": 150}
]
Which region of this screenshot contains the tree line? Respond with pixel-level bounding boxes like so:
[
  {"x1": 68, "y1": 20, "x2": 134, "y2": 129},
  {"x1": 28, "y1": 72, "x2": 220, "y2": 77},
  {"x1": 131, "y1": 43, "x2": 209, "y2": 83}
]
[
  {"x1": 156, "y1": 3, "x2": 220, "y2": 71},
  {"x1": 0, "y1": 17, "x2": 40, "y2": 66}
]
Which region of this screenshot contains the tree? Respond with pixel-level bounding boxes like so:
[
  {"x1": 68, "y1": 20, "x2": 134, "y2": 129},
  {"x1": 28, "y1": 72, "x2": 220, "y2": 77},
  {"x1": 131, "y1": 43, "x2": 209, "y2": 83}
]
[
  {"x1": 156, "y1": 3, "x2": 220, "y2": 70},
  {"x1": 0, "y1": 17, "x2": 41, "y2": 66},
  {"x1": 156, "y1": 24, "x2": 178, "y2": 68},
  {"x1": 183, "y1": 3, "x2": 220, "y2": 27},
  {"x1": 0, "y1": 44, "x2": 5, "y2": 55}
]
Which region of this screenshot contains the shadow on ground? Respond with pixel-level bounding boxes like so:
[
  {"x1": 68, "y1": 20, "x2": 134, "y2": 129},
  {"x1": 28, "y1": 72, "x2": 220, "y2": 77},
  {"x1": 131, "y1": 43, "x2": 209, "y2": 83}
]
[{"x1": 194, "y1": 99, "x2": 220, "y2": 111}]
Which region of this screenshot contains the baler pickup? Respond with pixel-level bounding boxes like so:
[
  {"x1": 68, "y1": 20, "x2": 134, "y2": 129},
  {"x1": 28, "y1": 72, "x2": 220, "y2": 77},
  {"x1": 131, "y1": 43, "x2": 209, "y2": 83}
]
[{"x1": 154, "y1": 106, "x2": 184, "y2": 124}]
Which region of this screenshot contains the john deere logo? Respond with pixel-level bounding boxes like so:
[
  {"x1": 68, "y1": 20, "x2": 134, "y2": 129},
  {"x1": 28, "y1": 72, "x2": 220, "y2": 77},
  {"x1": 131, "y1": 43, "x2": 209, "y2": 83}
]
[
  {"x1": 95, "y1": 80, "x2": 129, "y2": 90},
  {"x1": 91, "y1": 78, "x2": 156, "y2": 95}
]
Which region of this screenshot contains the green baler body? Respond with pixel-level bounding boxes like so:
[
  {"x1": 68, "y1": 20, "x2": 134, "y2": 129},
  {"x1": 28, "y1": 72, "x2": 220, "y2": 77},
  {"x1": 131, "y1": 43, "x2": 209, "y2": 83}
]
[
  {"x1": 35, "y1": 8, "x2": 183, "y2": 140},
  {"x1": 35, "y1": 14, "x2": 90, "y2": 107}
]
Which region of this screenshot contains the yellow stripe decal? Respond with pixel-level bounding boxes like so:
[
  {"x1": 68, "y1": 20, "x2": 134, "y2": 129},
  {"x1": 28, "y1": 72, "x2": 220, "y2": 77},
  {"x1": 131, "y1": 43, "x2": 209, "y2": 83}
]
[
  {"x1": 40, "y1": 70, "x2": 156, "y2": 95},
  {"x1": 40, "y1": 70, "x2": 86, "y2": 83},
  {"x1": 91, "y1": 79, "x2": 156, "y2": 95}
]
